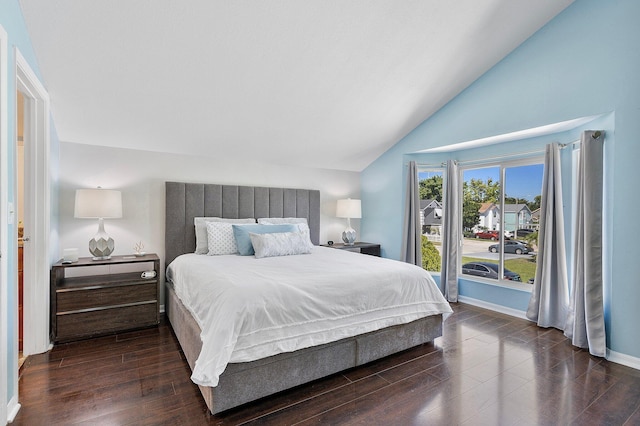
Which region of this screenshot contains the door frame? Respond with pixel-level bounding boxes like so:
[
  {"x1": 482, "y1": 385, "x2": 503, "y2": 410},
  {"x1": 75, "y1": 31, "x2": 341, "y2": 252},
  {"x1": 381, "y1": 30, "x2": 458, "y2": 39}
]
[
  {"x1": 0, "y1": 23, "x2": 10, "y2": 425},
  {"x1": 15, "y1": 48, "x2": 51, "y2": 358}
]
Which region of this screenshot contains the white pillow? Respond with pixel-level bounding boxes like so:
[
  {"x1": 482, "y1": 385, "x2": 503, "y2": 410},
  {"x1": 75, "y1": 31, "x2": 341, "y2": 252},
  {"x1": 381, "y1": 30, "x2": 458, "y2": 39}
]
[
  {"x1": 249, "y1": 232, "x2": 313, "y2": 259},
  {"x1": 194, "y1": 217, "x2": 255, "y2": 254},
  {"x1": 206, "y1": 221, "x2": 240, "y2": 255},
  {"x1": 257, "y1": 218, "x2": 313, "y2": 248}
]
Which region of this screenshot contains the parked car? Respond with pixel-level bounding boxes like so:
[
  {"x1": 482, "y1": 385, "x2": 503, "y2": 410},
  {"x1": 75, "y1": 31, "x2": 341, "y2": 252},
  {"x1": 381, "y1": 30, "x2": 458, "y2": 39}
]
[
  {"x1": 474, "y1": 231, "x2": 500, "y2": 240},
  {"x1": 488, "y1": 240, "x2": 531, "y2": 255},
  {"x1": 461, "y1": 262, "x2": 522, "y2": 281},
  {"x1": 516, "y1": 228, "x2": 535, "y2": 237}
]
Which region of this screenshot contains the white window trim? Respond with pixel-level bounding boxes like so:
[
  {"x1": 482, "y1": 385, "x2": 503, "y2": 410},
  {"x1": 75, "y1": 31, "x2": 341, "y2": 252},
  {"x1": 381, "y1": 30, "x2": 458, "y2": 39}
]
[{"x1": 459, "y1": 155, "x2": 544, "y2": 291}]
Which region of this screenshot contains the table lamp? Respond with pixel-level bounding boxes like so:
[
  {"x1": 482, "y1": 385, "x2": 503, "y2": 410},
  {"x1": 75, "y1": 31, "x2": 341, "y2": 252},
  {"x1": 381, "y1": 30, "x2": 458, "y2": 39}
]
[
  {"x1": 74, "y1": 188, "x2": 122, "y2": 260},
  {"x1": 336, "y1": 198, "x2": 361, "y2": 245}
]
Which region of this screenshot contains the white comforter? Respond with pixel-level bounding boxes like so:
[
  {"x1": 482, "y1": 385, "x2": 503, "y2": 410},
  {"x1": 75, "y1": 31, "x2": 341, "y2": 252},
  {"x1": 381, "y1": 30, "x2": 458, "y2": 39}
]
[{"x1": 166, "y1": 246, "x2": 452, "y2": 387}]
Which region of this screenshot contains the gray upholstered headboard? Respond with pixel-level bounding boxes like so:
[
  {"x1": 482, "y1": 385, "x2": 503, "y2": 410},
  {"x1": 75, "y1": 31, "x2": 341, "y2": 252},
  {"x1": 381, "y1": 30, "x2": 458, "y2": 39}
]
[{"x1": 165, "y1": 182, "x2": 320, "y2": 266}]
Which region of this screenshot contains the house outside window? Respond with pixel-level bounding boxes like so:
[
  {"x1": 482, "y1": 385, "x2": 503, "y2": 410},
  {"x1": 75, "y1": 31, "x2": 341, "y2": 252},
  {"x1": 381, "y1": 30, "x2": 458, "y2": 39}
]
[
  {"x1": 420, "y1": 199, "x2": 443, "y2": 239},
  {"x1": 478, "y1": 202, "x2": 500, "y2": 231},
  {"x1": 503, "y1": 203, "x2": 533, "y2": 234}
]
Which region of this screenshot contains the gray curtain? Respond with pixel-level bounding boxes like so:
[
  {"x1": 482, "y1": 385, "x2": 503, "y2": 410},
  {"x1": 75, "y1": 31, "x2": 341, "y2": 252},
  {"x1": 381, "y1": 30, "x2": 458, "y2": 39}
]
[
  {"x1": 441, "y1": 160, "x2": 459, "y2": 302},
  {"x1": 565, "y1": 131, "x2": 606, "y2": 357},
  {"x1": 401, "y1": 161, "x2": 422, "y2": 266},
  {"x1": 526, "y1": 143, "x2": 569, "y2": 328}
]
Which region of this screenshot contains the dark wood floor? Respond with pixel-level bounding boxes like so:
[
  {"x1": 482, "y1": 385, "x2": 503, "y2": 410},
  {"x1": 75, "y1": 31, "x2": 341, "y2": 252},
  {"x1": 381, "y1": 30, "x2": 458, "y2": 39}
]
[{"x1": 13, "y1": 303, "x2": 640, "y2": 425}]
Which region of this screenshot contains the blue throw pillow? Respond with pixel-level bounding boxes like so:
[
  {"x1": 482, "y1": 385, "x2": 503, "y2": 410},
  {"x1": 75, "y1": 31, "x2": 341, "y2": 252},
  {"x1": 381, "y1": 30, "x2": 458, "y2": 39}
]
[{"x1": 232, "y1": 224, "x2": 297, "y2": 255}]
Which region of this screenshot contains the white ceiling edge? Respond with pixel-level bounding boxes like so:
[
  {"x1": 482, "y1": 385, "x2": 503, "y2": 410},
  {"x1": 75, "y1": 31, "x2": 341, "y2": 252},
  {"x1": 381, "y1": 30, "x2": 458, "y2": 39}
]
[{"x1": 416, "y1": 115, "x2": 602, "y2": 154}]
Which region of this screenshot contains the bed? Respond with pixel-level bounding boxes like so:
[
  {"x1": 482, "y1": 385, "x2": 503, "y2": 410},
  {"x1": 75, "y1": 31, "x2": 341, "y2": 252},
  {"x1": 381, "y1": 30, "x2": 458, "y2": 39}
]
[{"x1": 164, "y1": 182, "x2": 451, "y2": 414}]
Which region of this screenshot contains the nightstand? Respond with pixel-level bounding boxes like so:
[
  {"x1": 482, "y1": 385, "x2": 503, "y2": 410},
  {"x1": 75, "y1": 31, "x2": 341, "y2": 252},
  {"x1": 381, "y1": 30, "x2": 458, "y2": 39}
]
[
  {"x1": 323, "y1": 242, "x2": 381, "y2": 257},
  {"x1": 50, "y1": 254, "x2": 160, "y2": 343}
]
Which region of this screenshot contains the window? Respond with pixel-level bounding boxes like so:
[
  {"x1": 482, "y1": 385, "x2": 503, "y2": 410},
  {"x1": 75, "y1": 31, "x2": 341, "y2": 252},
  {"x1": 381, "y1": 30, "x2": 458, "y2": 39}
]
[
  {"x1": 418, "y1": 169, "x2": 444, "y2": 273},
  {"x1": 461, "y1": 159, "x2": 543, "y2": 287}
]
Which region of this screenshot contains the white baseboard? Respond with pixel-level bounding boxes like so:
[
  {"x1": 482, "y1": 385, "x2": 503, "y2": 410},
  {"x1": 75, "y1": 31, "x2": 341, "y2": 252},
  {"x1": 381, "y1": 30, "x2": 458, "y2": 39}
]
[
  {"x1": 458, "y1": 295, "x2": 530, "y2": 321},
  {"x1": 160, "y1": 304, "x2": 165, "y2": 314},
  {"x1": 7, "y1": 396, "x2": 20, "y2": 423},
  {"x1": 607, "y1": 348, "x2": 640, "y2": 371}
]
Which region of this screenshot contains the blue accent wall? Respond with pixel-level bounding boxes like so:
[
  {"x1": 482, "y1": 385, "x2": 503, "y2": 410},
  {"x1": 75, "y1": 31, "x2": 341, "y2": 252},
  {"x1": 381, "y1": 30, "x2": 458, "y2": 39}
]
[
  {"x1": 362, "y1": 0, "x2": 640, "y2": 361},
  {"x1": 458, "y1": 279, "x2": 532, "y2": 312},
  {"x1": 0, "y1": 0, "x2": 47, "y2": 410}
]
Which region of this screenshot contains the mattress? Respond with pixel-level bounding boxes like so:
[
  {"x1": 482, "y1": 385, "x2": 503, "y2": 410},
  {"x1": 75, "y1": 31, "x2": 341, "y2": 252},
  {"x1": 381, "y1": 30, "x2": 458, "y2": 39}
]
[{"x1": 166, "y1": 246, "x2": 452, "y2": 387}]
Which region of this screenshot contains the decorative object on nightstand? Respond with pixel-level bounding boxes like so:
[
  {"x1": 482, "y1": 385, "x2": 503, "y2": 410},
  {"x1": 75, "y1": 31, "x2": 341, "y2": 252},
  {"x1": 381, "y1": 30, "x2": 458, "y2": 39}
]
[
  {"x1": 134, "y1": 240, "x2": 146, "y2": 257},
  {"x1": 74, "y1": 187, "x2": 122, "y2": 260},
  {"x1": 62, "y1": 248, "x2": 79, "y2": 263},
  {"x1": 336, "y1": 198, "x2": 361, "y2": 245}
]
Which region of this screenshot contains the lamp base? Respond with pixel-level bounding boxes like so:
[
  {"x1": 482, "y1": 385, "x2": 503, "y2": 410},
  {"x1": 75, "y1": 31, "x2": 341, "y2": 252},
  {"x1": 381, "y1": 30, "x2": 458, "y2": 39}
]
[
  {"x1": 89, "y1": 235, "x2": 115, "y2": 259},
  {"x1": 89, "y1": 218, "x2": 115, "y2": 260},
  {"x1": 342, "y1": 227, "x2": 356, "y2": 246},
  {"x1": 92, "y1": 255, "x2": 112, "y2": 261}
]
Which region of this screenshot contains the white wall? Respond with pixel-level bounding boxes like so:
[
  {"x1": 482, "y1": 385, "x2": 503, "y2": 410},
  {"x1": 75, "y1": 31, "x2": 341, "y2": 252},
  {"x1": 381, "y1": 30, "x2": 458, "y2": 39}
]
[{"x1": 58, "y1": 142, "x2": 361, "y2": 303}]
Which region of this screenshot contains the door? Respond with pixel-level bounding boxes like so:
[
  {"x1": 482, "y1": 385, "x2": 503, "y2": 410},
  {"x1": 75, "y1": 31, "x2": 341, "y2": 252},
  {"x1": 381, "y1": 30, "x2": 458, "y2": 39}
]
[{"x1": 16, "y1": 49, "x2": 51, "y2": 358}]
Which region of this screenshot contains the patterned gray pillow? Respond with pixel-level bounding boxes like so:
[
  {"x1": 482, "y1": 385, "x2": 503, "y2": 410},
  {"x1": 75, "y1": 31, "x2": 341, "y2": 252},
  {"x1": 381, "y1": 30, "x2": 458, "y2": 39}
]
[
  {"x1": 249, "y1": 232, "x2": 313, "y2": 259},
  {"x1": 206, "y1": 221, "x2": 238, "y2": 255},
  {"x1": 256, "y1": 218, "x2": 313, "y2": 248},
  {"x1": 194, "y1": 217, "x2": 255, "y2": 254}
]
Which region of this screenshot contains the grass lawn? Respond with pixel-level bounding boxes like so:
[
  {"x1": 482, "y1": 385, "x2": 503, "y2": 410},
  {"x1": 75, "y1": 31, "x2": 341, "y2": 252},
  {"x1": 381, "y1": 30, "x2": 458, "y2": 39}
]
[{"x1": 462, "y1": 256, "x2": 536, "y2": 284}]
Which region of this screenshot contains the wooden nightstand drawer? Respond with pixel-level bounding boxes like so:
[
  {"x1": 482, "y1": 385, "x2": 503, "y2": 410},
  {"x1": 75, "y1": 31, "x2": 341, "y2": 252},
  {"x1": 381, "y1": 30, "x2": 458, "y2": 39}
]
[
  {"x1": 57, "y1": 281, "x2": 157, "y2": 312},
  {"x1": 56, "y1": 303, "x2": 158, "y2": 340}
]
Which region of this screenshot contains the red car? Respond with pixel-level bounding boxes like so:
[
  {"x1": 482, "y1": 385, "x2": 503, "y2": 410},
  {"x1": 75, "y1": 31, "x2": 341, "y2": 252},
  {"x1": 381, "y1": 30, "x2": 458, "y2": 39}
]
[{"x1": 474, "y1": 231, "x2": 500, "y2": 240}]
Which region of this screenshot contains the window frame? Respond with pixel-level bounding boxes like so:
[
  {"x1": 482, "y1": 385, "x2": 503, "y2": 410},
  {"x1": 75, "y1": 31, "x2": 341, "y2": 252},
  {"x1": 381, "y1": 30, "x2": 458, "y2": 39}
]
[{"x1": 459, "y1": 155, "x2": 544, "y2": 291}]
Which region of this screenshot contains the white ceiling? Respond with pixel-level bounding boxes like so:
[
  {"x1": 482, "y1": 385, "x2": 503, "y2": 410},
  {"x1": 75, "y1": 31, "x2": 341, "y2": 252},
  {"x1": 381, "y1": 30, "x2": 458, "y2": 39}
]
[{"x1": 19, "y1": 0, "x2": 573, "y2": 172}]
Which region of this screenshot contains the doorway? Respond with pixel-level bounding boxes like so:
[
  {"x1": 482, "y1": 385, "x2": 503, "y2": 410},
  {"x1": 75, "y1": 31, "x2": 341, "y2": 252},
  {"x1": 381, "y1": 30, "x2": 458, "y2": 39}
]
[
  {"x1": 1, "y1": 23, "x2": 9, "y2": 425},
  {"x1": 16, "y1": 90, "x2": 25, "y2": 365},
  {"x1": 15, "y1": 49, "x2": 51, "y2": 361}
]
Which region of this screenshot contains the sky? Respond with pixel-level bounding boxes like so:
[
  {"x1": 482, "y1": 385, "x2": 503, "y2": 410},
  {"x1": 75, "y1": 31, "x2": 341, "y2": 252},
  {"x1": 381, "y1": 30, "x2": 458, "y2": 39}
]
[{"x1": 419, "y1": 163, "x2": 544, "y2": 202}]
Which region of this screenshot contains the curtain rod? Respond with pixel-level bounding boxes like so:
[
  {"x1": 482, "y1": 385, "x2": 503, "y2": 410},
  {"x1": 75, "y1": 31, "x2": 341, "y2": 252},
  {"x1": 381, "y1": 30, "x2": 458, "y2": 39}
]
[
  {"x1": 560, "y1": 130, "x2": 603, "y2": 148},
  {"x1": 413, "y1": 147, "x2": 545, "y2": 169},
  {"x1": 414, "y1": 134, "x2": 606, "y2": 169},
  {"x1": 455, "y1": 148, "x2": 545, "y2": 167},
  {"x1": 412, "y1": 130, "x2": 603, "y2": 169}
]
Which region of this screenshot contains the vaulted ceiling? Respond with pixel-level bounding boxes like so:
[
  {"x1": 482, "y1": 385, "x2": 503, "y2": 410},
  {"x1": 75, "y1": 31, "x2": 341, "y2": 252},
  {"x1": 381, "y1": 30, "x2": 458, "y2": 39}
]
[{"x1": 19, "y1": 0, "x2": 573, "y2": 171}]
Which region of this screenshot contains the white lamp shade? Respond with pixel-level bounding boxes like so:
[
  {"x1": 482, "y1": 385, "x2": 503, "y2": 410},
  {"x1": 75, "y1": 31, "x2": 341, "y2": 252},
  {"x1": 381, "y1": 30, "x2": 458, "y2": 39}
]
[
  {"x1": 74, "y1": 189, "x2": 123, "y2": 219},
  {"x1": 336, "y1": 199, "x2": 361, "y2": 219}
]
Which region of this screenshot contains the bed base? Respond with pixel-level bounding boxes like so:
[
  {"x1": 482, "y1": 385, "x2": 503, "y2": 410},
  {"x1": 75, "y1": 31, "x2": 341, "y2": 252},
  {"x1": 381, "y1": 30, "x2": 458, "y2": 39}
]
[{"x1": 166, "y1": 282, "x2": 443, "y2": 414}]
